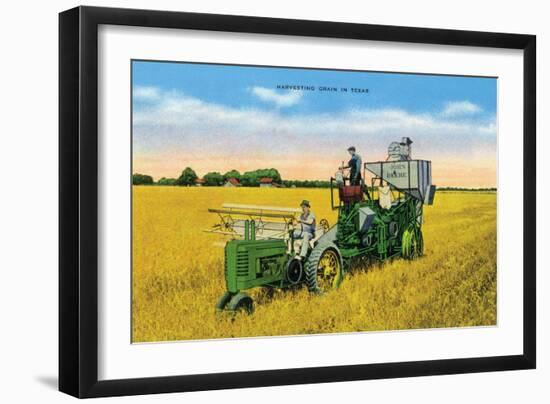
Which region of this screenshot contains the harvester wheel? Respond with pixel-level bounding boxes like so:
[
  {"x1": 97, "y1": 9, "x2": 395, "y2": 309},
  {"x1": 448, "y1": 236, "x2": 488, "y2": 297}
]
[
  {"x1": 305, "y1": 242, "x2": 344, "y2": 293},
  {"x1": 402, "y1": 226, "x2": 424, "y2": 259},
  {"x1": 227, "y1": 292, "x2": 254, "y2": 314}
]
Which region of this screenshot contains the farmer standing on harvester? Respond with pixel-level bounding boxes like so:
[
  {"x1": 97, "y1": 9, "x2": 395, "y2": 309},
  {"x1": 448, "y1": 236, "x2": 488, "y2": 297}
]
[{"x1": 341, "y1": 146, "x2": 362, "y2": 185}]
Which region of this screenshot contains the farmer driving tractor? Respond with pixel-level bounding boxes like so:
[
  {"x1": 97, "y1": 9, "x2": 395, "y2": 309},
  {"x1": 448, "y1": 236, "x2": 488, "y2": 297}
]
[{"x1": 292, "y1": 200, "x2": 316, "y2": 260}]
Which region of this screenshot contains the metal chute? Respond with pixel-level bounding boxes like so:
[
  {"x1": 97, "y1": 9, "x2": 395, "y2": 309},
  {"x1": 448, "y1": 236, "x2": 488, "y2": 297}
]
[
  {"x1": 365, "y1": 160, "x2": 435, "y2": 204},
  {"x1": 365, "y1": 160, "x2": 435, "y2": 205},
  {"x1": 364, "y1": 137, "x2": 436, "y2": 205}
]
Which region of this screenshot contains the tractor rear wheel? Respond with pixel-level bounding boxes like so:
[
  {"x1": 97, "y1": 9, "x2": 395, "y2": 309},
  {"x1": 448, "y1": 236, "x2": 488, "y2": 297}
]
[{"x1": 305, "y1": 242, "x2": 344, "y2": 293}]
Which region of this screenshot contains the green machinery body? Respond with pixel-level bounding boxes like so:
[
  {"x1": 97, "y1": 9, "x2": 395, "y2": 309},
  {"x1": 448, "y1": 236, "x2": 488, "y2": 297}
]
[
  {"x1": 222, "y1": 199, "x2": 419, "y2": 290},
  {"x1": 224, "y1": 238, "x2": 289, "y2": 293},
  {"x1": 335, "y1": 196, "x2": 421, "y2": 261},
  {"x1": 217, "y1": 222, "x2": 299, "y2": 312},
  {"x1": 213, "y1": 138, "x2": 435, "y2": 313}
]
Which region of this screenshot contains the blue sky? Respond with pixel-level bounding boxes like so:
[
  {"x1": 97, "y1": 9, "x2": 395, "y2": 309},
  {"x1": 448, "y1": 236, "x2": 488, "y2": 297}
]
[
  {"x1": 133, "y1": 61, "x2": 496, "y2": 116},
  {"x1": 132, "y1": 60, "x2": 497, "y2": 187}
]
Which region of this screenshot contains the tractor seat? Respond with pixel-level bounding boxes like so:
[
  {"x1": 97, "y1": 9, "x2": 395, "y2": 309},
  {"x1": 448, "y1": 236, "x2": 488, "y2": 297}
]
[{"x1": 291, "y1": 228, "x2": 325, "y2": 254}]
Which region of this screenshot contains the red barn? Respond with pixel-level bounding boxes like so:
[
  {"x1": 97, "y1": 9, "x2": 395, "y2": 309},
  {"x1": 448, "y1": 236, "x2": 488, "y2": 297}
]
[
  {"x1": 260, "y1": 177, "x2": 279, "y2": 188},
  {"x1": 224, "y1": 177, "x2": 241, "y2": 187}
]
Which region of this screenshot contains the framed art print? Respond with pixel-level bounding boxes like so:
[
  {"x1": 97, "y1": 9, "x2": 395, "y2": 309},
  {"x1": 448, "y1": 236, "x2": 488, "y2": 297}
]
[{"x1": 59, "y1": 6, "x2": 536, "y2": 398}]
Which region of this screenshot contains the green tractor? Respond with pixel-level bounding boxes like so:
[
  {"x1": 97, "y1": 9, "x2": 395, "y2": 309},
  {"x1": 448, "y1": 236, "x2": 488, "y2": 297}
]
[{"x1": 208, "y1": 138, "x2": 436, "y2": 313}]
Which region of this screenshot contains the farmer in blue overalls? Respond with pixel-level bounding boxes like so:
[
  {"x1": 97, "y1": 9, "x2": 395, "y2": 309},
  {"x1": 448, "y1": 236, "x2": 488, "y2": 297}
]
[
  {"x1": 342, "y1": 146, "x2": 362, "y2": 185},
  {"x1": 293, "y1": 200, "x2": 316, "y2": 260}
]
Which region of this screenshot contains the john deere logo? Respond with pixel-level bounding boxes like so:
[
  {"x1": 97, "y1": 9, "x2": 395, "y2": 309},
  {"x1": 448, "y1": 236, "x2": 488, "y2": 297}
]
[{"x1": 388, "y1": 164, "x2": 407, "y2": 178}]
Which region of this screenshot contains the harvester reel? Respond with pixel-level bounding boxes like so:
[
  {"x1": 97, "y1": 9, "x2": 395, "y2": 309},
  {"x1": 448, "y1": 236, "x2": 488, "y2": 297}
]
[
  {"x1": 305, "y1": 242, "x2": 344, "y2": 293},
  {"x1": 222, "y1": 216, "x2": 234, "y2": 231}
]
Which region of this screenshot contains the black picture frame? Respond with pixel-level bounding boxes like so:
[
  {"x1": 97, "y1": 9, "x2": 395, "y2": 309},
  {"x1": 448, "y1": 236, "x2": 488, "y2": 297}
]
[{"x1": 59, "y1": 6, "x2": 536, "y2": 398}]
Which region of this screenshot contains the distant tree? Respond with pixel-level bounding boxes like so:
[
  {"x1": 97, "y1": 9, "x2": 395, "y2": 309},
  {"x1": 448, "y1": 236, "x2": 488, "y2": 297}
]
[
  {"x1": 223, "y1": 170, "x2": 241, "y2": 181},
  {"x1": 241, "y1": 168, "x2": 282, "y2": 187},
  {"x1": 176, "y1": 167, "x2": 198, "y2": 186},
  {"x1": 240, "y1": 171, "x2": 258, "y2": 187},
  {"x1": 261, "y1": 168, "x2": 282, "y2": 183},
  {"x1": 203, "y1": 171, "x2": 224, "y2": 186},
  {"x1": 157, "y1": 177, "x2": 177, "y2": 186},
  {"x1": 132, "y1": 173, "x2": 153, "y2": 185}
]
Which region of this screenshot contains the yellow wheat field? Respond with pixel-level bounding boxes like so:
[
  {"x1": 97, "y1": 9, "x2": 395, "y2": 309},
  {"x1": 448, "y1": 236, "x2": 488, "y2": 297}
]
[{"x1": 132, "y1": 186, "x2": 496, "y2": 342}]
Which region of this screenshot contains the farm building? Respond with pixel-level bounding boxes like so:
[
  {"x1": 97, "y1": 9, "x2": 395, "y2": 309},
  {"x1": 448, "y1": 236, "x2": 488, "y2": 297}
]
[
  {"x1": 259, "y1": 177, "x2": 279, "y2": 188},
  {"x1": 195, "y1": 178, "x2": 205, "y2": 187},
  {"x1": 224, "y1": 177, "x2": 241, "y2": 187}
]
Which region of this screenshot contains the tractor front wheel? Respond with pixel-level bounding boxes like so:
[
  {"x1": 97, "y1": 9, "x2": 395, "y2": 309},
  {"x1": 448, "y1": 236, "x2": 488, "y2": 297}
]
[
  {"x1": 227, "y1": 292, "x2": 254, "y2": 314},
  {"x1": 305, "y1": 242, "x2": 344, "y2": 293},
  {"x1": 215, "y1": 291, "x2": 233, "y2": 312}
]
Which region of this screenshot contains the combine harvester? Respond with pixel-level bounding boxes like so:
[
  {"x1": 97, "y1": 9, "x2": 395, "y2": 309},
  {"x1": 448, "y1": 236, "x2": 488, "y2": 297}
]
[{"x1": 207, "y1": 138, "x2": 436, "y2": 313}]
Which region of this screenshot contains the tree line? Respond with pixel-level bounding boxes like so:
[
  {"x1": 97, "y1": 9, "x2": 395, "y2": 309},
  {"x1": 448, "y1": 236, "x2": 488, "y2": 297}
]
[
  {"x1": 282, "y1": 180, "x2": 331, "y2": 188},
  {"x1": 133, "y1": 167, "x2": 285, "y2": 187},
  {"x1": 437, "y1": 187, "x2": 497, "y2": 192},
  {"x1": 133, "y1": 170, "x2": 497, "y2": 191}
]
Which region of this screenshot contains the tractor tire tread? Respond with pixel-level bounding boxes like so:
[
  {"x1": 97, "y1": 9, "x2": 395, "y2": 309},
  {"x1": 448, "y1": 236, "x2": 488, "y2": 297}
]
[{"x1": 305, "y1": 242, "x2": 342, "y2": 293}]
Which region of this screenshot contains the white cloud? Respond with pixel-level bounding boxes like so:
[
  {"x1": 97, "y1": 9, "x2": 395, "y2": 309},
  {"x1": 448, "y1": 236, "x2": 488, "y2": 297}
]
[
  {"x1": 441, "y1": 100, "x2": 482, "y2": 117},
  {"x1": 133, "y1": 87, "x2": 496, "y2": 161},
  {"x1": 133, "y1": 86, "x2": 161, "y2": 102},
  {"x1": 249, "y1": 86, "x2": 303, "y2": 108}
]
